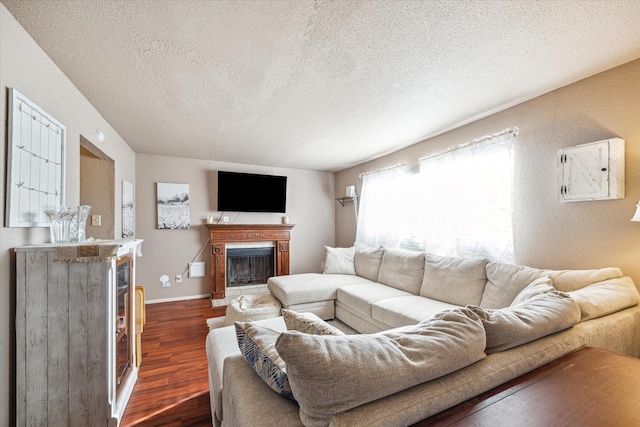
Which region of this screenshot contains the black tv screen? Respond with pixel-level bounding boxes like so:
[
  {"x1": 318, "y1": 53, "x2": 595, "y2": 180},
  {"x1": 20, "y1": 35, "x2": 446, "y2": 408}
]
[{"x1": 217, "y1": 171, "x2": 287, "y2": 213}]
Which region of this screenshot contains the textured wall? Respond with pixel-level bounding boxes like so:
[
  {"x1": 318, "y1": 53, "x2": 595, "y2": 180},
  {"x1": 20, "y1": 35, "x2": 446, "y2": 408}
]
[
  {"x1": 80, "y1": 145, "x2": 115, "y2": 239},
  {"x1": 135, "y1": 154, "x2": 336, "y2": 302},
  {"x1": 0, "y1": 5, "x2": 136, "y2": 424},
  {"x1": 336, "y1": 59, "x2": 640, "y2": 288}
]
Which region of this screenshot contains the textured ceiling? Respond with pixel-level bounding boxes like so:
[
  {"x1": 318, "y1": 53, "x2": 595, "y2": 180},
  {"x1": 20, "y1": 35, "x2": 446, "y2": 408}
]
[{"x1": 3, "y1": 0, "x2": 640, "y2": 171}]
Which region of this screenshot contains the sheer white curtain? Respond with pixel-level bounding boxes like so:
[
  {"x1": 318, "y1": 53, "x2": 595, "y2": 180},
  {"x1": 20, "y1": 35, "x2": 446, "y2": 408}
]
[
  {"x1": 356, "y1": 129, "x2": 516, "y2": 262},
  {"x1": 356, "y1": 164, "x2": 423, "y2": 249}
]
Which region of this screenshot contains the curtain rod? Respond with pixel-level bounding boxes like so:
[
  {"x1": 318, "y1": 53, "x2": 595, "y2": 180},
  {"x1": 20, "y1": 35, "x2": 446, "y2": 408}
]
[{"x1": 359, "y1": 127, "x2": 519, "y2": 178}]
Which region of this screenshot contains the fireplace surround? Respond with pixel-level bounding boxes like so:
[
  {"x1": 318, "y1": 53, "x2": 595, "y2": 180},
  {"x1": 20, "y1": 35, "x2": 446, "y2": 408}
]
[{"x1": 206, "y1": 224, "x2": 294, "y2": 300}]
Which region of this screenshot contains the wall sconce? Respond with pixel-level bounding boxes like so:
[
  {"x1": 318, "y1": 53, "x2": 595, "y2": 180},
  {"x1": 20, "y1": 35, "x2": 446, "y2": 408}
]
[
  {"x1": 631, "y1": 202, "x2": 640, "y2": 222},
  {"x1": 96, "y1": 130, "x2": 105, "y2": 142}
]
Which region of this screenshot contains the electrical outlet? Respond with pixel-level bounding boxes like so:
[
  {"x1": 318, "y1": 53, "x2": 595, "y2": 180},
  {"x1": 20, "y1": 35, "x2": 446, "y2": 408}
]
[
  {"x1": 222, "y1": 216, "x2": 229, "y2": 223},
  {"x1": 175, "y1": 274, "x2": 182, "y2": 283},
  {"x1": 162, "y1": 281, "x2": 171, "y2": 288},
  {"x1": 91, "y1": 215, "x2": 101, "y2": 226}
]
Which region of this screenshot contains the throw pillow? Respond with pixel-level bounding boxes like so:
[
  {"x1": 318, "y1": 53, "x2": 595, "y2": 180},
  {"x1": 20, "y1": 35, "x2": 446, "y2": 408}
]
[
  {"x1": 281, "y1": 309, "x2": 345, "y2": 336},
  {"x1": 420, "y1": 254, "x2": 489, "y2": 306},
  {"x1": 354, "y1": 243, "x2": 385, "y2": 281},
  {"x1": 323, "y1": 246, "x2": 356, "y2": 275},
  {"x1": 469, "y1": 291, "x2": 581, "y2": 354},
  {"x1": 275, "y1": 308, "x2": 486, "y2": 426},
  {"x1": 510, "y1": 276, "x2": 555, "y2": 306},
  {"x1": 234, "y1": 322, "x2": 294, "y2": 400},
  {"x1": 567, "y1": 276, "x2": 640, "y2": 321}
]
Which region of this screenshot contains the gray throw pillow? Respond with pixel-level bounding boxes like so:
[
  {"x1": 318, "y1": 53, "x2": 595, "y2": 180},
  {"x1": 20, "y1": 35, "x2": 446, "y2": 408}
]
[
  {"x1": 510, "y1": 275, "x2": 555, "y2": 306},
  {"x1": 469, "y1": 291, "x2": 581, "y2": 354},
  {"x1": 275, "y1": 308, "x2": 486, "y2": 426}
]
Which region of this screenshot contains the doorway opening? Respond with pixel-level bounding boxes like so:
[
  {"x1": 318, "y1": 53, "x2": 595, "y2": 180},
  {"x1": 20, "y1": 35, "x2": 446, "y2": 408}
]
[{"x1": 80, "y1": 137, "x2": 115, "y2": 239}]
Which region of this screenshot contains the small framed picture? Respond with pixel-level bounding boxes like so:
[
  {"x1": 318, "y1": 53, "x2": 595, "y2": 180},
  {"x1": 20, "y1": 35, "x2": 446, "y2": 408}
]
[{"x1": 157, "y1": 182, "x2": 190, "y2": 229}]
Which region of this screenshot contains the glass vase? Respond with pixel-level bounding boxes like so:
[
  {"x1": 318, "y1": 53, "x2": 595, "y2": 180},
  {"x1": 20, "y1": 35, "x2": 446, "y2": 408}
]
[
  {"x1": 69, "y1": 205, "x2": 92, "y2": 243},
  {"x1": 44, "y1": 206, "x2": 78, "y2": 245}
]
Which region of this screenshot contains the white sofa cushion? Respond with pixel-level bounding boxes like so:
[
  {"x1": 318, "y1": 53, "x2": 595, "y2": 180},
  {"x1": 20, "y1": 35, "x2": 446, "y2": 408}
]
[
  {"x1": 276, "y1": 308, "x2": 486, "y2": 427},
  {"x1": 371, "y1": 295, "x2": 461, "y2": 328},
  {"x1": 354, "y1": 244, "x2": 385, "y2": 281},
  {"x1": 481, "y1": 262, "x2": 547, "y2": 309},
  {"x1": 267, "y1": 273, "x2": 372, "y2": 306},
  {"x1": 322, "y1": 246, "x2": 356, "y2": 275},
  {"x1": 377, "y1": 248, "x2": 425, "y2": 294},
  {"x1": 420, "y1": 254, "x2": 488, "y2": 306},
  {"x1": 568, "y1": 277, "x2": 640, "y2": 321},
  {"x1": 470, "y1": 291, "x2": 581, "y2": 354},
  {"x1": 336, "y1": 283, "x2": 413, "y2": 317},
  {"x1": 546, "y1": 267, "x2": 622, "y2": 292}
]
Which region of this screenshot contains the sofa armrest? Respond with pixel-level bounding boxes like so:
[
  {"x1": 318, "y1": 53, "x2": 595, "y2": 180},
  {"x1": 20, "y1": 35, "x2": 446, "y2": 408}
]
[{"x1": 222, "y1": 355, "x2": 302, "y2": 426}]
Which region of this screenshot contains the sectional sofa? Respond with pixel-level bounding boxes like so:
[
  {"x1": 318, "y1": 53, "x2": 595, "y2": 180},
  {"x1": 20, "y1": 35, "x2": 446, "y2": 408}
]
[{"x1": 206, "y1": 244, "x2": 640, "y2": 427}]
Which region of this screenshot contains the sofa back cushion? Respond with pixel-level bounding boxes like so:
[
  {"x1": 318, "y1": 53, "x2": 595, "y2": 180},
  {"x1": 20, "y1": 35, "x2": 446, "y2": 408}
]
[
  {"x1": 377, "y1": 248, "x2": 425, "y2": 294},
  {"x1": 567, "y1": 276, "x2": 640, "y2": 321},
  {"x1": 545, "y1": 267, "x2": 622, "y2": 292},
  {"x1": 275, "y1": 308, "x2": 486, "y2": 426},
  {"x1": 420, "y1": 254, "x2": 488, "y2": 306},
  {"x1": 481, "y1": 262, "x2": 625, "y2": 309},
  {"x1": 354, "y1": 244, "x2": 385, "y2": 281},
  {"x1": 481, "y1": 262, "x2": 548, "y2": 309}
]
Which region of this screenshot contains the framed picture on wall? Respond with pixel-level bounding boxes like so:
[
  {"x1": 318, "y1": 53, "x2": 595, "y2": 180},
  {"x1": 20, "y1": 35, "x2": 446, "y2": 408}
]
[
  {"x1": 122, "y1": 180, "x2": 134, "y2": 238},
  {"x1": 157, "y1": 182, "x2": 190, "y2": 229}
]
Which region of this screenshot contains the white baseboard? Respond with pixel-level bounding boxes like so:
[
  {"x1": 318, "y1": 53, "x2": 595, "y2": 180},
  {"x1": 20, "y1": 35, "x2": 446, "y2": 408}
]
[{"x1": 145, "y1": 294, "x2": 210, "y2": 304}]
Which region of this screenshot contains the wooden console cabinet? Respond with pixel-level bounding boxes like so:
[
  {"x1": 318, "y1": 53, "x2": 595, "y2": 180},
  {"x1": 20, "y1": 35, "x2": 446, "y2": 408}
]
[
  {"x1": 15, "y1": 239, "x2": 142, "y2": 427},
  {"x1": 206, "y1": 224, "x2": 294, "y2": 300}
]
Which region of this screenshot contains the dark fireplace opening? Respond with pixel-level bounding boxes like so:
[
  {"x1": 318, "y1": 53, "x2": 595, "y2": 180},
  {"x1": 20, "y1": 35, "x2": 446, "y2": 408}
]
[{"x1": 226, "y1": 247, "x2": 275, "y2": 287}]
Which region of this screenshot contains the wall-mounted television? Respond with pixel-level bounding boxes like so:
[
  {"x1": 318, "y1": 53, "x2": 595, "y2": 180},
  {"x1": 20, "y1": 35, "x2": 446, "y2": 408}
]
[{"x1": 217, "y1": 171, "x2": 287, "y2": 213}]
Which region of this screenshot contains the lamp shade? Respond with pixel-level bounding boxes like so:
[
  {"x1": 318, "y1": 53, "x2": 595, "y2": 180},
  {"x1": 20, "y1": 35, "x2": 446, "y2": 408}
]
[{"x1": 631, "y1": 204, "x2": 640, "y2": 222}]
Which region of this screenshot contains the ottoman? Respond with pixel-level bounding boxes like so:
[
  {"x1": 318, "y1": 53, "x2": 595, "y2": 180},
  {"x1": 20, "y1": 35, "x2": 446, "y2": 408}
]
[{"x1": 223, "y1": 293, "x2": 282, "y2": 326}]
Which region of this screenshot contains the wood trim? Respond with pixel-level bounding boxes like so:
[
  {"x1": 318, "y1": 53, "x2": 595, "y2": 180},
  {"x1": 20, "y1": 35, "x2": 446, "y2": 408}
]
[{"x1": 205, "y1": 224, "x2": 294, "y2": 300}]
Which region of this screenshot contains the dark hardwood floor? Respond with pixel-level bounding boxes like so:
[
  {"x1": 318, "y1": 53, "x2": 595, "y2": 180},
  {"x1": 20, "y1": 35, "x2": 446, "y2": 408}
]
[{"x1": 121, "y1": 298, "x2": 222, "y2": 426}]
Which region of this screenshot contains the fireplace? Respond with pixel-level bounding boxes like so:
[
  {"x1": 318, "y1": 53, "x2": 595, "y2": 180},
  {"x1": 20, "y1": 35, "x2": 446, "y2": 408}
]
[
  {"x1": 206, "y1": 224, "x2": 294, "y2": 300},
  {"x1": 226, "y1": 247, "x2": 275, "y2": 287}
]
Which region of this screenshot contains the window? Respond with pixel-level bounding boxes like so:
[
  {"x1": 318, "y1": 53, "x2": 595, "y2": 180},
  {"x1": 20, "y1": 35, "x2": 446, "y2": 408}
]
[{"x1": 356, "y1": 130, "x2": 515, "y2": 262}]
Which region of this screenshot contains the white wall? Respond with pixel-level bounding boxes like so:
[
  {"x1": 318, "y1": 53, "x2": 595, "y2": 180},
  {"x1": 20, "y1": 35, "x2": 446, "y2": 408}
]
[
  {"x1": 136, "y1": 154, "x2": 336, "y2": 302},
  {"x1": 336, "y1": 59, "x2": 640, "y2": 288},
  {"x1": 0, "y1": 5, "x2": 137, "y2": 424}
]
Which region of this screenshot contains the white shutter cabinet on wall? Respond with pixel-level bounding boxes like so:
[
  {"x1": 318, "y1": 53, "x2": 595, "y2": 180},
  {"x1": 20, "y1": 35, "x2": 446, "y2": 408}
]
[
  {"x1": 15, "y1": 239, "x2": 142, "y2": 427},
  {"x1": 557, "y1": 138, "x2": 625, "y2": 202}
]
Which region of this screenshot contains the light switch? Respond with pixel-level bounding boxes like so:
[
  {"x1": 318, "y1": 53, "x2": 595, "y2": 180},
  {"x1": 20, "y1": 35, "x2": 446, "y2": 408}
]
[{"x1": 91, "y1": 215, "x2": 101, "y2": 226}]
